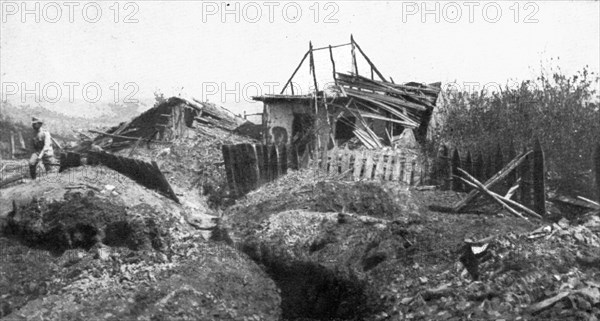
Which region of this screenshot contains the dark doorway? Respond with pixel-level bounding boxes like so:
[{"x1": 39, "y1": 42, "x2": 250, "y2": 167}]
[
  {"x1": 335, "y1": 116, "x2": 356, "y2": 143},
  {"x1": 292, "y1": 113, "x2": 314, "y2": 154}
]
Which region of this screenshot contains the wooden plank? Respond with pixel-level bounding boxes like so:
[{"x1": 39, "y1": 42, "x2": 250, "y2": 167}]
[
  {"x1": 263, "y1": 144, "x2": 271, "y2": 182},
  {"x1": 229, "y1": 145, "x2": 243, "y2": 196},
  {"x1": 384, "y1": 151, "x2": 394, "y2": 181},
  {"x1": 403, "y1": 158, "x2": 413, "y2": 184},
  {"x1": 596, "y1": 143, "x2": 600, "y2": 204},
  {"x1": 374, "y1": 152, "x2": 385, "y2": 180},
  {"x1": 486, "y1": 153, "x2": 494, "y2": 181},
  {"x1": 341, "y1": 148, "x2": 351, "y2": 174},
  {"x1": 9, "y1": 133, "x2": 15, "y2": 159},
  {"x1": 439, "y1": 145, "x2": 451, "y2": 190},
  {"x1": 353, "y1": 151, "x2": 363, "y2": 181},
  {"x1": 451, "y1": 149, "x2": 462, "y2": 191},
  {"x1": 519, "y1": 148, "x2": 533, "y2": 209},
  {"x1": 246, "y1": 144, "x2": 260, "y2": 191},
  {"x1": 392, "y1": 156, "x2": 402, "y2": 181},
  {"x1": 411, "y1": 160, "x2": 420, "y2": 185},
  {"x1": 279, "y1": 144, "x2": 288, "y2": 176},
  {"x1": 507, "y1": 142, "x2": 518, "y2": 192},
  {"x1": 532, "y1": 139, "x2": 546, "y2": 216},
  {"x1": 364, "y1": 152, "x2": 374, "y2": 180},
  {"x1": 474, "y1": 151, "x2": 484, "y2": 182},
  {"x1": 288, "y1": 144, "x2": 299, "y2": 170},
  {"x1": 222, "y1": 146, "x2": 235, "y2": 193},
  {"x1": 464, "y1": 151, "x2": 473, "y2": 191},
  {"x1": 269, "y1": 145, "x2": 279, "y2": 181},
  {"x1": 255, "y1": 144, "x2": 265, "y2": 185},
  {"x1": 495, "y1": 144, "x2": 504, "y2": 173}
]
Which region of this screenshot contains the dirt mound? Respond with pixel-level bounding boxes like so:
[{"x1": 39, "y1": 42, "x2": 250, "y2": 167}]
[
  {"x1": 2, "y1": 236, "x2": 281, "y2": 320},
  {"x1": 3, "y1": 193, "x2": 174, "y2": 253}
]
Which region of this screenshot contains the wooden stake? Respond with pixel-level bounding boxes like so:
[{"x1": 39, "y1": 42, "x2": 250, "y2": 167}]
[
  {"x1": 474, "y1": 150, "x2": 484, "y2": 182},
  {"x1": 451, "y1": 149, "x2": 462, "y2": 191},
  {"x1": 532, "y1": 138, "x2": 546, "y2": 216},
  {"x1": 465, "y1": 151, "x2": 473, "y2": 191},
  {"x1": 9, "y1": 133, "x2": 15, "y2": 159},
  {"x1": 309, "y1": 41, "x2": 318, "y2": 94},
  {"x1": 329, "y1": 45, "x2": 337, "y2": 86},
  {"x1": 350, "y1": 35, "x2": 358, "y2": 76},
  {"x1": 520, "y1": 147, "x2": 532, "y2": 209}
]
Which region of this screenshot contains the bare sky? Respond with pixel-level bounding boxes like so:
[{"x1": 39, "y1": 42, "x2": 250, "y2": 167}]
[{"x1": 1, "y1": 1, "x2": 599, "y2": 116}]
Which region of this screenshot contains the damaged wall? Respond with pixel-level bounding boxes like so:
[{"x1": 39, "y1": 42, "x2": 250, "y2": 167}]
[{"x1": 263, "y1": 100, "x2": 318, "y2": 145}]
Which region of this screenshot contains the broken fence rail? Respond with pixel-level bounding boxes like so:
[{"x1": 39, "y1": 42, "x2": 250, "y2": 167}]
[
  {"x1": 437, "y1": 140, "x2": 546, "y2": 216},
  {"x1": 320, "y1": 146, "x2": 426, "y2": 185}
]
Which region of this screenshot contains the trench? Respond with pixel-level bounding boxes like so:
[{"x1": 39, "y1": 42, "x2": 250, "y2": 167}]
[{"x1": 237, "y1": 240, "x2": 373, "y2": 321}]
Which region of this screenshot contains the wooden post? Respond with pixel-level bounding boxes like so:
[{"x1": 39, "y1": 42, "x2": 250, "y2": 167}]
[
  {"x1": 439, "y1": 145, "x2": 451, "y2": 190},
  {"x1": 279, "y1": 144, "x2": 288, "y2": 176},
  {"x1": 351, "y1": 34, "x2": 387, "y2": 82},
  {"x1": 329, "y1": 45, "x2": 337, "y2": 86},
  {"x1": 246, "y1": 144, "x2": 260, "y2": 191},
  {"x1": 507, "y1": 142, "x2": 517, "y2": 192},
  {"x1": 532, "y1": 139, "x2": 546, "y2": 216},
  {"x1": 451, "y1": 149, "x2": 462, "y2": 191},
  {"x1": 350, "y1": 35, "x2": 358, "y2": 76},
  {"x1": 486, "y1": 154, "x2": 494, "y2": 181},
  {"x1": 269, "y1": 145, "x2": 279, "y2": 180},
  {"x1": 9, "y1": 133, "x2": 15, "y2": 159},
  {"x1": 222, "y1": 145, "x2": 237, "y2": 196},
  {"x1": 464, "y1": 151, "x2": 474, "y2": 192},
  {"x1": 495, "y1": 144, "x2": 504, "y2": 174},
  {"x1": 596, "y1": 143, "x2": 600, "y2": 204},
  {"x1": 474, "y1": 150, "x2": 484, "y2": 182},
  {"x1": 519, "y1": 147, "x2": 532, "y2": 209},
  {"x1": 309, "y1": 41, "x2": 318, "y2": 94}
]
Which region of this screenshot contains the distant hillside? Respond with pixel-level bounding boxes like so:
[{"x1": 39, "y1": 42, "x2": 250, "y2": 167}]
[{"x1": 0, "y1": 101, "x2": 144, "y2": 159}]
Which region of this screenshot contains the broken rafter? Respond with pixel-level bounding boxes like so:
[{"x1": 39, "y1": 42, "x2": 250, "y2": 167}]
[
  {"x1": 280, "y1": 50, "x2": 310, "y2": 95},
  {"x1": 88, "y1": 130, "x2": 172, "y2": 145},
  {"x1": 351, "y1": 35, "x2": 387, "y2": 82}
]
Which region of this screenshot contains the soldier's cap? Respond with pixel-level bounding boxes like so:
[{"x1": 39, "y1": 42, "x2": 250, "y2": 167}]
[{"x1": 31, "y1": 117, "x2": 43, "y2": 125}]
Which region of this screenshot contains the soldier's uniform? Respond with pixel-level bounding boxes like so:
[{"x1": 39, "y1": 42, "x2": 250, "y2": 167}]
[{"x1": 29, "y1": 117, "x2": 56, "y2": 179}]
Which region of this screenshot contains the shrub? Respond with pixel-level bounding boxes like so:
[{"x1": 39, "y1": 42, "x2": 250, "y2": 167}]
[{"x1": 434, "y1": 63, "x2": 600, "y2": 197}]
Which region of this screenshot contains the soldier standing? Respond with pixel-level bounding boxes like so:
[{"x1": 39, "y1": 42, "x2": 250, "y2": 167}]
[{"x1": 29, "y1": 117, "x2": 56, "y2": 179}]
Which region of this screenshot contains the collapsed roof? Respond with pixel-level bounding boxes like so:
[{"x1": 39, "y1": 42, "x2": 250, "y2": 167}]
[
  {"x1": 89, "y1": 97, "x2": 249, "y2": 151},
  {"x1": 253, "y1": 35, "x2": 441, "y2": 148}
]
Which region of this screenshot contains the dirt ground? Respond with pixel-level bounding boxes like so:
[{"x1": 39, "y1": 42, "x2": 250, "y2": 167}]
[
  {"x1": 224, "y1": 169, "x2": 600, "y2": 321},
  {"x1": 1, "y1": 157, "x2": 599, "y2": 320}
]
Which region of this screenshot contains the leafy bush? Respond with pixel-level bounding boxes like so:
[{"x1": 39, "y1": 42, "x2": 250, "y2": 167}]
[{"x1": 433, "y1": 63, "x2": 600, "y2": 197}]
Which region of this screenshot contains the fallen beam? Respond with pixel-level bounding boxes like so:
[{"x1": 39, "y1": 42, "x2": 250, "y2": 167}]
[
  {"x1": 453, "y1": 150, "x2": 532, "y2": 212},
  {"x1": 456, "y1": 169, "x2": 529, "y2": 221},
  {"x1": 458, "y1": 174, "x2": 542, "y2": 220}
]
